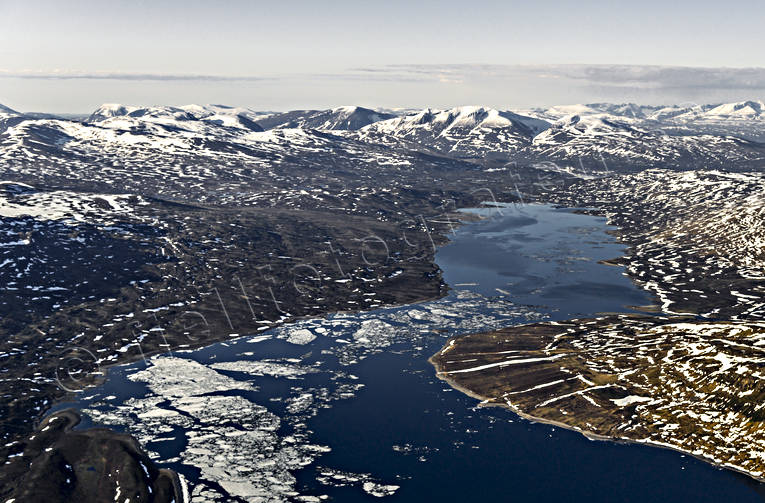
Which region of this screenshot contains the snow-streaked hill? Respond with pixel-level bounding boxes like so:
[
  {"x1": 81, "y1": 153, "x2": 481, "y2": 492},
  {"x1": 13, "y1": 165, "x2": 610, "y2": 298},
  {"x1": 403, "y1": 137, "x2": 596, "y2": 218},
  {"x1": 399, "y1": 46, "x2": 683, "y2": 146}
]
[
  {"x1": 88, "y1": 103, "x2": 268, "y2": 132},
  {"x1": 2, "y1": 100, "x2": 765, "y2": 196},
  {"x1": 526, "y1": 100, "x2": 765, "y2": 141},
  {"x1": 355, "y1": 106, "x2": 550, "y2": 159},
  {"x1": 256, "y1": 106, "x2": 396, "y2": 131},
  {"x1": 704, "y1": 100, "x2": 765, "y2": 119},
  {"x1": 524, "y1": 114, "x2": 765, "y2": 170},
  {"x1": 0, "y1": 109, "x2": 486, "y2": 205},
  {"x1": 555, "y1": 169, "x2": 765, "y2": 317}
]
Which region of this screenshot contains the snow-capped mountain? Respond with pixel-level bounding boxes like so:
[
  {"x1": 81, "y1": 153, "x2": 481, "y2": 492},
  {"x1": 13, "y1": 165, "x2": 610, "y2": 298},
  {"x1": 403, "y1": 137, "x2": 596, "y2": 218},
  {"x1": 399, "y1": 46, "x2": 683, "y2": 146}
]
[
  {"x1": 0, "y1": 104, "x2": 25, "y2": 135},
  {"x1": 181, "y1": 104, "x2": 271, "y2": 129},
  {"x1": 703, "y1": 100, "x2": 765, "y2": 119},
  {"x1": 526, "y1": 100, "x2": 765, "y2": 141},
  {"x1": 87, "y1": 103, "x2": 267, "y2": 133},
  {"x1": 524, "y1": 114, "x2": 765, "y2": 170},
  {"x1": 643, "y1": 104, "x2": 713, "y2": 122},
  {"x1": 256, "y1": 106, "x2": 396, "y2": 131},
  {"x1": 352, "y1": 105, "x2": 765, "y2": 169},
  {"x1": 638, "y1": 100, "x2": 765, "y2": 125},
  {"x1": 646, "y1": 100, "x2": 765, "y2": 141},
  {"x1": 0, "y1": 107, "x2": 486, "y2": 205},
  {"x1": 2, "y1": 100, "x2": 765, "y2": 197},
  {"x1": 355, "y1": 106, "x2": 550, "y2": 159},
  {"x1": 87, "y1": 103, "x2": 136, "y2": 122},
  {"x1": 0, "y1": 104, "x2": 18, "y2": 116},
  {"x1": 526, "y1": 103, "x2": 664, "y2": 123}
]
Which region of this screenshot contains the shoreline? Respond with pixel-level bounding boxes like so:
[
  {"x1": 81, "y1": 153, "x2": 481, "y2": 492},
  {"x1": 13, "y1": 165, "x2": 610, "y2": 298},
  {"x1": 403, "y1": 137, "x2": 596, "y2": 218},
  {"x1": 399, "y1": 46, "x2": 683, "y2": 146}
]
[
  {"x1": 43, "y1": 200, "x2": 590, "y2": 428},
  {"x1": 39, "y1": 206, "x2": 491, "y2": 416},
  {"x1": 429, "y1": 351, "x2": 765, "y2": 486}
]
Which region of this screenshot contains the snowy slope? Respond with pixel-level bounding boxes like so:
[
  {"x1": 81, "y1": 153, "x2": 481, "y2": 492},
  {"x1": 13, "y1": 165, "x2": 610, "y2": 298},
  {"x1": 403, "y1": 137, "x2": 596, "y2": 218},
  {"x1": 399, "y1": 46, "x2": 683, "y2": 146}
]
[
  {"x1": 355, "y1": 106, "x2": 550, "y2": 158},
  {"x1": 257, "y1": 106, "x2": 396, "y2": 131},
  {"x1": 2, "y1": 100, "x2": 765, "y2": 198},
  {"x1": 523, "y1": 114, "x2": 765, "y2": 170},
  {"x1": 0, "y1": 109, "x2": 483, "y2": 205},
  {"x1": 0, "y1": 104, "x2": 19, "y2": 116},
  {"x1": 0, "y1": 104, "x2": 25, "y2": 135},
  {"x1": 526, "y1": 103, "x2": 661, "y2": 123},
  {"x1": 704, "y1": 100, "x2": 765, "y2": 119},
  {"x1": 526, "y1": 100, "x2": 765, "y2": 141},
  {"x1": 88, "y1": 103, "x2": 267, "y2": 133}
]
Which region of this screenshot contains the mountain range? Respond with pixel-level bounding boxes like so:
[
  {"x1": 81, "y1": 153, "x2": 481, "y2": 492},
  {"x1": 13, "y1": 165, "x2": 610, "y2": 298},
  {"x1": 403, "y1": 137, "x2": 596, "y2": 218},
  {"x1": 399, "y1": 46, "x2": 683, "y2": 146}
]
[{"x1": 1, "y1": 100, "x2": 764, "y2": 190}]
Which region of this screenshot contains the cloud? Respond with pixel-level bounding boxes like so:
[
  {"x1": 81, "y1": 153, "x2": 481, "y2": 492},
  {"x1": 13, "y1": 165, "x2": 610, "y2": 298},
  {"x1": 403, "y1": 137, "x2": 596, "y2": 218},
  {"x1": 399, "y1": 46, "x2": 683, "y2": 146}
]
[
  {"x1": 0, "y1": 70, "x2": 269, "y2": 82},
  {"x1": 555, "y1": 65, "x2": 765, "y2": 90},
  {"x1": 8, "y1": 64, "x2": 765, "y2": 92},
  {"x1": 3, "y1": 64, "x2": 764, "y2": 111},
  {"x1": 347, "y1": 64, "x2": 765, "y2": 92}
]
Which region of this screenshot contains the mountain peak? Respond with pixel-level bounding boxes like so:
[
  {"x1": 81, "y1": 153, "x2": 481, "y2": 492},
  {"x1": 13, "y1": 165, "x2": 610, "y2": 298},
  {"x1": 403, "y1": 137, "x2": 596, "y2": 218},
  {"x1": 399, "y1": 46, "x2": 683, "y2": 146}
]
[
  {"x1": 0, "y1": 103, "x2": 19, "y2": 115},
  {"x1": 88, "y1": 103, "x2": 136, "y2": 122},
  {"x1": 331, "y1": 105, "x2": 361, "y2": 114},
  {"x1": 707, "y1": 100, "x2": 765, "y2": 117},
  {"x1": 257, "y1": 106, "x2": 395, "y2": 131},
  {"x1": 355, "y1": 105, "x2": 551, "y2": 159}
]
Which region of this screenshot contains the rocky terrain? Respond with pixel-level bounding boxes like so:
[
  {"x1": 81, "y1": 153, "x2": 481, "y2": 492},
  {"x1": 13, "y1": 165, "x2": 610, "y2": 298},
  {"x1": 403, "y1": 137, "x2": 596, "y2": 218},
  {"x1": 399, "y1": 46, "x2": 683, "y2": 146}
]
[
  {"x1": 1, "y1": 409, "x2": 182, "y2": 502},
  {"x1": 431, "y1": 315, "x2": 765, "y2": 479},
  {"x1": 552, "y1": 169, "x2": 765, "y2": 319},
  {"x1": 525, "y1": 115, "x2": 765, "y2": 171}
]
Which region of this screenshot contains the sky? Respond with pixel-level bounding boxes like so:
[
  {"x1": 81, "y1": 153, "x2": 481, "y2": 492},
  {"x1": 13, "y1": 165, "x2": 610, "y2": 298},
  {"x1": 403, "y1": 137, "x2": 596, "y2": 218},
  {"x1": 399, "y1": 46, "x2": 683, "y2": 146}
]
[{"x1": 2, "y1": 0, "x2": 765, "y2": 113}]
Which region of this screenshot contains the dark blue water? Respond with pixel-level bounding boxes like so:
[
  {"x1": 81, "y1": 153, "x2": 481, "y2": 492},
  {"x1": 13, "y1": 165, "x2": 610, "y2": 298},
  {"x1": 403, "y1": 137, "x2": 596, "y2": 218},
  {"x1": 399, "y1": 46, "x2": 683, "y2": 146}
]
[
  {"x1": 438, "y1": 204, "x2": 652, "y2": 316},
  {"x1": 58, "y1": 204, "x2": 765, "y2": 502},
  {"x1": 299, "y1": 349, "x2": 765, "y2": 503}
]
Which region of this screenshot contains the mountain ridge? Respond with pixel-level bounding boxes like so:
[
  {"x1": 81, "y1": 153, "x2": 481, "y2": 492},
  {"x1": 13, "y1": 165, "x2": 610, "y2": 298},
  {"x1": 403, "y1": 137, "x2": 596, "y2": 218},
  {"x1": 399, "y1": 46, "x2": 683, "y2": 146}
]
[
  {"x1": 3, "y1": 101, "x2": 765, "y2": 179},
  {"x1": 255, "y1": 106, "x2": 397, "y2": 131}
]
